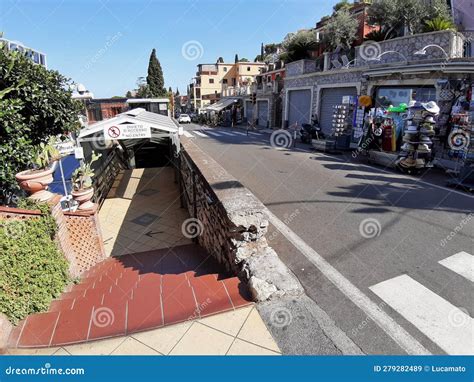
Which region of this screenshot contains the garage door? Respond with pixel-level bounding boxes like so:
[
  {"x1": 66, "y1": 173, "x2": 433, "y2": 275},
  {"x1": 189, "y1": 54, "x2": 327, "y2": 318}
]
[
  {"x1": 245, "y1": 101, "x2": 254, "y2": 122},
  {"x1": 257, "y1": 101, "x2": 268, "y2": 127},
  {"x1": 319, "y1": 87, "x2": 357, "y2": 135},
  {"x1": 287, "y1": 89, "x2": 311, "y2": 127}
]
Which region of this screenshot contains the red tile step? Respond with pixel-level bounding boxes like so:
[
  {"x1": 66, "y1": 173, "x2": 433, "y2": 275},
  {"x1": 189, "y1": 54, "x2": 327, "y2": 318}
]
[
  {"x1": 9, "y1": 245, "x2": 253, "y2": 349},
  {"x1": 127, "y1": 273, "x2": 163, "y2": 333},
  {"x1": 16, "y1": 312, "x2": 59, "y2": 348},
  {"x1": 161, "y1": 273, "x2": 198, "y2": 325},
  {"x1": 189, "y1": 274, "x2": 234, "y2": 317}
]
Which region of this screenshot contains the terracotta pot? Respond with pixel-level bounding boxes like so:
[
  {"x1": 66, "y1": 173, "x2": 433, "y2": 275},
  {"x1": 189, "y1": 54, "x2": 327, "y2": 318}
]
[
  {"x1": 15, "y1": 166, "x2": 56, "y2": 202},
  {"x1": 71, "y1": 187, "x2": 95, "y2": 210}
]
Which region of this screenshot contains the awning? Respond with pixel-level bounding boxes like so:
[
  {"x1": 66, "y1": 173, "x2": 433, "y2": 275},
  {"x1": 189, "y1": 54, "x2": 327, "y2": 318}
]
[
  {"x1": 205, "y1": 97, "x2": 239, "y2": 112},
  {"x1": 78, "y1": 108, "x2": 181, "y2": 151}
]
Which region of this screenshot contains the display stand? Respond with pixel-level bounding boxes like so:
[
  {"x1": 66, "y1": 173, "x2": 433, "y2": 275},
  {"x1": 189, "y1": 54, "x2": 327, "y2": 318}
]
[{"x1": 332, "y1": 104, "x2": 354, "y2": 150}]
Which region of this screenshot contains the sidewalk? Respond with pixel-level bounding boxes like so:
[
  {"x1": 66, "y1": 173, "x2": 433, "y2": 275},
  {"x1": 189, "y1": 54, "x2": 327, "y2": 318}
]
[{"x1": 98, "y1": 167, "x2": 192, "y2": 257}]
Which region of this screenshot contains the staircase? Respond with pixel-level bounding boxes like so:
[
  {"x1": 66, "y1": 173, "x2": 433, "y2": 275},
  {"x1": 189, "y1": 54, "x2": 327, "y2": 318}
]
[{"x1": 9, "y1": 245, "x2": 252, "y2": 349}]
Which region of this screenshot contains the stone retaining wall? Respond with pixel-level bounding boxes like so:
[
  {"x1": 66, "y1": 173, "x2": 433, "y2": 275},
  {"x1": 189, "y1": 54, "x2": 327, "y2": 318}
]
[{"x1": 178, "y1": 138, "x2": 303, "y2": 301}]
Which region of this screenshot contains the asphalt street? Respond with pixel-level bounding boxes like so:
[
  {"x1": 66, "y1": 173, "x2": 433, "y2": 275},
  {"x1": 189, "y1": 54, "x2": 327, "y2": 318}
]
[{"x1": 181, "y1": 122, "x2": 473, "y2": 355}]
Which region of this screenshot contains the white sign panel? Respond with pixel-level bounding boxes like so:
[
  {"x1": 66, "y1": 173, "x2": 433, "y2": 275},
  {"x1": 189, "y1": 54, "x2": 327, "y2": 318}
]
[
  {"x1": 104, "y1": 124, "x2": 151, "y2": 140},
  {"x1": 74, "y1": 147, "x2": 84, "y2": 159},
  {"x1": 55, "y1": 141, "x2": 75, "y2": 156}
]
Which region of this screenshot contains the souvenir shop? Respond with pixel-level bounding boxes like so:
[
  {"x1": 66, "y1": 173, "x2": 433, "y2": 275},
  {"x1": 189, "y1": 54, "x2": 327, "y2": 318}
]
[{"x1": 320, "y1": 77, "x2": 473, "y2": 187}]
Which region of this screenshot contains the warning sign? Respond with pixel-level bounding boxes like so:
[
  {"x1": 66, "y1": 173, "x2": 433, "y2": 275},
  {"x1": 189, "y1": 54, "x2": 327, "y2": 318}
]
[{"x1": 104, "y1": 124, "x2": 152, "y2": 140}]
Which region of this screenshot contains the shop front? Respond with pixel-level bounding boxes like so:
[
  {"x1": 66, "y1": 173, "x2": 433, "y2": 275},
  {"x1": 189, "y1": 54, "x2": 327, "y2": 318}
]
[
  {"x1": 204, "y1": 97, "x2": 241, "y2": 127},
  {"x1": 359, "y1": 74, "x2": 474, "y2": 186}
]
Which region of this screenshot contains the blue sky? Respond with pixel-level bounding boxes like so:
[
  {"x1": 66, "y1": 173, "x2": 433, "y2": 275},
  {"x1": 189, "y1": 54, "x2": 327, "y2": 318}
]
[{"x1": 1, "y1": 0, "x2": 335, "y2": 98}]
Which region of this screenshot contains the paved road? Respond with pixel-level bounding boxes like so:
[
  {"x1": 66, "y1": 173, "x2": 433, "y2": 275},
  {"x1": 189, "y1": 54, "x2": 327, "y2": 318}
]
[{"x1": 180, "y1": 123, "x2": 473, "y2": 355}]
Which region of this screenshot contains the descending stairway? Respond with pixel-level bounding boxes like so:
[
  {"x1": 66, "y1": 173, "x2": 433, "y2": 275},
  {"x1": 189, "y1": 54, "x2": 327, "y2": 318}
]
[{"x1": 8, "y1": 245, "x2": 252, "y2": 348}]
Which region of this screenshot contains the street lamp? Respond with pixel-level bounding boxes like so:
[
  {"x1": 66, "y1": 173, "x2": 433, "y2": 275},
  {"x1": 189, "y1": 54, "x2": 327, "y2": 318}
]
[{"x1": 414, "y1": 44, "x2": 450, "y2": 60}]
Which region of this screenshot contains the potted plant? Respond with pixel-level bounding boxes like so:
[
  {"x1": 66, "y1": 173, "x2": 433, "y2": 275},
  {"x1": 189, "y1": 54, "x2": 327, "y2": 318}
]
[
  {"x1": 15, "y1": 141, "x2": 60, "y2": 201},
  {"x1": 71, "y1": 152, "x2": 101, "y2": 210}
]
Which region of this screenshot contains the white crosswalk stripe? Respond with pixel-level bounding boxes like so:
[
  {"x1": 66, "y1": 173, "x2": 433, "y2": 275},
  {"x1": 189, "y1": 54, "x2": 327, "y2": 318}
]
[
  {"x1": 186, "y1": 129, "x2": 266, "y2": 139},
  {"x1": 439, "y1": 251, "x2": 474, "y2": 282},
  {"x1": 370, "y1": 274, "x2": 473, "y2": 355},
  {"x1": 205, "y1": 131, "x2": 222, "y2": 137}
]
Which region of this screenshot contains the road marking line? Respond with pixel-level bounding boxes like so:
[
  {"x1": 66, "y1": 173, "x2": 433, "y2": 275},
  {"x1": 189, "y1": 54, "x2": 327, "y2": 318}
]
[
  {"x1": 182, "y1": 131, "x2": 193, "y2": 138},
  {"x1": 265, "y1": 209, "x2": 430, "y2": 355},
  {"x1": 248, "y1": 131, "x2": 263, "y2": 136},
  {"x1": 370, "y1": 274, "x2": 473, "y2": 355},
  {"x1": 193, "y1": 131, "x2": 207, "y2": 137},
  {"x1": 232, "y1": 131, "x2": 247, "y2": 136},
  {"x1": 439, "y1": 252, "x2": 474, "y2": 282},
  {"x1": 219, "y1": 131, "x2": 235, "y2": 136},
  {"x1": 205, "y1": 131, "x2": 222, "y2": 137}
]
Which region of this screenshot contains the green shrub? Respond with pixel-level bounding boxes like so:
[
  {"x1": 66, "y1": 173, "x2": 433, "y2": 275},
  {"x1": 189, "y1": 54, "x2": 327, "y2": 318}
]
[
  {"x1": 424, "y1": 17, "x2": 456, "y2": 32},
  {"x1": 0, "y1": 203, "x2": 69, "y2": 324}
]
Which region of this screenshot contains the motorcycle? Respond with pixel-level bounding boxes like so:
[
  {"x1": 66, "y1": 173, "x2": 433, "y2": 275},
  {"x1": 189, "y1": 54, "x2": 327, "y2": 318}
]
[{"x1": 300, "y1": 117, "x2": 325, "y2": 143}]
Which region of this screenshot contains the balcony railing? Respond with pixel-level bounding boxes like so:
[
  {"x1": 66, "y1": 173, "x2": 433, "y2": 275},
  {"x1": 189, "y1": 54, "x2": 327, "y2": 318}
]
[
  {"x1": 222, "y1": 85, "x2": 253, "y2": 97},
  {"x1": 256, "y1": 80, "x2": 284, "y2": 95}
]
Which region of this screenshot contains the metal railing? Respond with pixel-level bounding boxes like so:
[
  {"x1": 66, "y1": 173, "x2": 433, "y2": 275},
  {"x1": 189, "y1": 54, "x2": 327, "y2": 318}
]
[{"x1": 93, "y1": 148, "x2": 128, "y2": 206}]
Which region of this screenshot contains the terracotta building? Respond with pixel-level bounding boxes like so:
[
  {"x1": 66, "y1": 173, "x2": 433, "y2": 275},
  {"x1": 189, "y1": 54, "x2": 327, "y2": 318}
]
[
  {"x1": 86, "y1": 98, "x2": 128, "y2": 123},
  {"x1": 312, "y1": 1, "x2": 378, "y2": 58}
]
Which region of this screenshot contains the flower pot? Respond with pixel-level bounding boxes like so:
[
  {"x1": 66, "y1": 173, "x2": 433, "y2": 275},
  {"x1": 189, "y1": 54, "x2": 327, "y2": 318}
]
[
  {"x1": 71, "y1": 187, "x2": 95, "y2": 210},
  {"x1": 15, "y1": 165, "x2": 56, "y2": 202}
]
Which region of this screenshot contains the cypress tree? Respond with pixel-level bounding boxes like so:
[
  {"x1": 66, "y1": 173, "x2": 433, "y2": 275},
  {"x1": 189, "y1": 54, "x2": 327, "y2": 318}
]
[
  {"x1": 146, "y1": 48, "x2": 166, "y2": 97},
  {"x1": 234, "y1": 54, "x2": 239, "y2": 63}
]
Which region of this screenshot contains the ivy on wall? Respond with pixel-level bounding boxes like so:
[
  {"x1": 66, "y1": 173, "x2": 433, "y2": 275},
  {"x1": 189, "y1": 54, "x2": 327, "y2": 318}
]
[{"x1": 0, "y1": 202, "x2": 69, "y2": 324}]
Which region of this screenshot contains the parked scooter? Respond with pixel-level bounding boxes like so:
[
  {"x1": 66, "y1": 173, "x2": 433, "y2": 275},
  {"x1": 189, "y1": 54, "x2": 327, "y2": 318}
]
[{"x1": 300, "y1": 115, "x2": 324, "y2": 143}]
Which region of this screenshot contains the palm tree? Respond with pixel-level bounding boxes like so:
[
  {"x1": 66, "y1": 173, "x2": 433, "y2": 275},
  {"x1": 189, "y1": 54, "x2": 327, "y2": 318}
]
[{"x1": 424, "y1": 17, "x2": 456, "y2": 32}]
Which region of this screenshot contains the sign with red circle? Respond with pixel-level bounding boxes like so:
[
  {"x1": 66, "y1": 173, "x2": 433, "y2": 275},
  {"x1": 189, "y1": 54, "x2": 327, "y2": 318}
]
[{"x1": 107, "y1": 126, "x2": 121, "y2": 139}]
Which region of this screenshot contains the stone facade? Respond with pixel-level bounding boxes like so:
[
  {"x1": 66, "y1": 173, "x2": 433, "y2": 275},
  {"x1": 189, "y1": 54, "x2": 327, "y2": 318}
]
[
  {"x1": 355, "y1": 31, "x2": 465, "y2": 65},
  {"x1": 179, "y1": 138, "x2": 303, "y2": 301},
  {"x1": 286, "y1": 59, "x2": 318, "y2": 77},
  {"x1": 281, "y1": 31, "x2": 473, "y2": 128},
  {"x1": 283, "y1": 69, "x2": 364, "y2": 126}
]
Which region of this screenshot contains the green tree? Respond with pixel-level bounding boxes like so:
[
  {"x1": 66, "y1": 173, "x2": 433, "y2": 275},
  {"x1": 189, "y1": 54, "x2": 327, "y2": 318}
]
[
  {"x1": 146, "y1": 48, "x2": 166, "y2": 97},
  {"x1": 125, "y1": 90, "x2": 133, "y2": 98},
  {"x1": 0, "y1": 48, "x2": 81, "y2": 195},
  {"x1": 324, "y1": 9, "x2": 358, "y2": 51},
  {"x1": 234, "y1": 54, "x2": 239, "y2": 63},
  {"x1": 368, "y1": 0, "x2": 453, "y2": 37},
  {"x1": 333, "y1": 0, "x2": 351, "y2": 13},
  {"x1": 280, "y1": 30, "x2": 319, "y2": 63}
]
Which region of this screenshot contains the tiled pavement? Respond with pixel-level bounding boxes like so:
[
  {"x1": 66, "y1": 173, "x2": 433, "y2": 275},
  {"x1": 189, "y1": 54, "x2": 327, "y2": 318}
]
[
  {"x1": 7, "y1": 165, "x2": 281, "y2": 355},
  {"x1": 7, "y1": 306, "x2": 280, "y2": 355},
  {"x1": 99, "y1": 167, "x2": 192, "y2": 257},
  {"x1": 8, "y1": 245, "x2": 254, "y2": 349}
]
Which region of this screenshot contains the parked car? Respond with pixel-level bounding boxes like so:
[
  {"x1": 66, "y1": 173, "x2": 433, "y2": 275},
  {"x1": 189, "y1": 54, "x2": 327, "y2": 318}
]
[{"x1": 178, "y1": 114, "x2": 191, "y2": 124}]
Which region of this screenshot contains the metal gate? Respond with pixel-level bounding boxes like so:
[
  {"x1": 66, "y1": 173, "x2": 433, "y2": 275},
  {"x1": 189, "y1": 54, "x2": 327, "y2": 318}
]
[
  {"x1": 319, "y1": 87, "x2": 357, "y2": 135},
  {"x1": 287, "y1": 89, "x2": 311, "y2": 127},
  {"x1": 257, "y1": 101, "x2": 268, "y2": 127}
]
